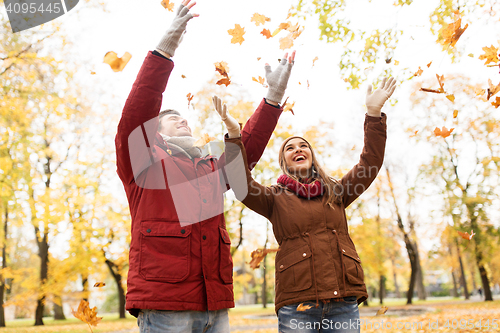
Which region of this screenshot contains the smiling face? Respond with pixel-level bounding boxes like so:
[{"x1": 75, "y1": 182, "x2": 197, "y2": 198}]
[
  {"x1": 283, "y1": 138, "x2": 313, "y2": 178},
  {"x1": 159, "y1": 114, "x2": 192, "y2": 137}
]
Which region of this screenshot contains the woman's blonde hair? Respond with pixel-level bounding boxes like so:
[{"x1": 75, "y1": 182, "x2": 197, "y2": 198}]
[{"x1": 278, "y1": 136, "x2": 344, "y2": 207}]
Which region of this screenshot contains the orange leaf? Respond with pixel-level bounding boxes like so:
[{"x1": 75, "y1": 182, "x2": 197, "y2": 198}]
[
  {"x1": 453, "y1": 110, "x2": 458, "y2": 118},
  {"x1": 228, "y1": 24, "x2": 245, "y2": 45},
  {"x1": 376, "y1": 306, "x2": 389, "y2": 316},
  {"x1": 438, "y1": 12, "x2": 468, "y2": 47},
  {"x1": 427, "y1": 61, "x2": 433, "y2": 68},
  {"x1": 103, "y1": 51, "x2": 132, "y2": 72},
  {"x1": 278, "y1": 22, "x2": 291, "y2": 30},
  {"x1": 410, "y1": 130, "x2": 418, "y2": 138},
  {"x1": 260, "y1": 28, "x2": 272, "y2": 39},
  {"x1": 312, "y1": 56, "x2": 318, "y2": 67},
  {"x1": 279, "y1": 34, "x2": 294, "y2": 50},
  {"x1": 248, "y1": 248, "x2": 279, "y2": 269},
  {"x1": 394, "y1": 60, "x2": 399, "y2": 65},
  {"x1": 181, "y1": 74, "x2": 186, "y2": 78},
  {"x1": 297, "y1": 303, "x2": 313, "y2": 311},
  {"x1": 93, "y1": 282, "x2": 105, "y2": 288},
  {"x1": 413, "y1": 67, "x2": 423, "y2": 77},
  {"x1": 187, "y1": 93, "x2": 194, "y2": 106},
  {"x1": 436, "y1": 74, "x2": 445, "y2": 92},
  {"x1": 434, "y1": 126, "x2": 454, "y2": 138},
  {"x1": 216, "y1": 78, "x2": 231, "y2": 87},
  {"x1": 257, "y1": 57, "x2": 261, "y2": 61},
  {"x1": 457, "y1": 230, "x2": 475, "y2": 240},
  {"x1": 252, "y1": 76, "x2": 267, "y2": 87},
  {"x1": 160, "y1": 0, "x2": 174, "y2": 11},
  {"x1": 251, "y1": 13, "x2": 270, "y2": 26},
  {"x1": 420, "y1": 88, "x2": 443, "y2": 94},
  {"x1": 283, "y1": 99, "x2": 295, "y2": 115},
  {"x1": 478, "y1": 45, "x2": 499, "y2": 65},
  {"x1": 194, "y1": 133, "x2": 216, "y2": 147},
  {"x1": 487, "y1": 79, "x2": 500, "y2": 100},
  {"x1": 214, "y1": 61, "x2": 230, "y2": 78},
  {"x1": 491, "y1": 96, "x2": 500, "y2": 108},
  {"x1": 446, "y1": 94, "x2": 455, "y2": 102},
  {"x1": 72, "y1": 300, "x2": 103, "y2": 332},
  {"x1": 474, "y1": 87, "x2": 485, "y2": 97}
]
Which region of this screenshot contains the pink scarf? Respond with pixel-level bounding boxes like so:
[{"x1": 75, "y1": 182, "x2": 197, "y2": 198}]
[{"x1": 277, "y1": 174, "x2": 324, "y2": 199}]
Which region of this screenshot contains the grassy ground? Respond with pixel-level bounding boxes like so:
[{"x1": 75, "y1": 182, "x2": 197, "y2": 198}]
[{"x1": 0, "y1": 298, "x2": 499, "y2": 332}]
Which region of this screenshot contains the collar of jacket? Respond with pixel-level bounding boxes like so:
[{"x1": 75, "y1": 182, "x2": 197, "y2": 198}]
[{"x1": 277, "y1": 174, "x2": 324, "y2": 199}]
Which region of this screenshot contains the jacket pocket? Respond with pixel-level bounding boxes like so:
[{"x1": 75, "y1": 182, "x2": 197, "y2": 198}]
[
  {"x1": 219, "y1": 226, "x2": 233, "y2": 284},
  {"x1": 277, "y1": 245, "x2": 312, "y2": 292},
  {"x1": 342, "y1": 251, "x2": 364, "y2": 285},
  {"x1": 139, "y1": 222, "x2": 191, "y2": 283}
]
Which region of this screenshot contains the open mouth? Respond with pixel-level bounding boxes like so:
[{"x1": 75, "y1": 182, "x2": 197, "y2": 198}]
[
  {"x1": 293, "y1": 155, "x2": 306, "y2": 162},
  {"x1": 178, "y1": 126, "x2": 189, "y2": 131}
]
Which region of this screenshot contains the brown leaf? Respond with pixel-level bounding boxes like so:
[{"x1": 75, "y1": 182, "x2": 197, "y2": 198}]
[
  {"x1": 194, "y1": 133, "x2": 216, "y2": 147},
  {"x1": 214, "y1": 61, "x2": 230, "y2": 78},
  {"x1": 478, "y1": 45, "x2": 499, "y2": 65},
  {"x1": 420, "y1": 88, "x2": 443, "y2": 94},
  {"x1": 297, "y1": 303, "x2": 313, "y2": 311},
  {"x1": 376, "y1": 306, "x2": 389, "y2": 316},
  {"x1": 251, "y1": 13, "x2": 270, "y2": 26},
  {"x1": 160, "y1": 0, "x2": 174, "y2": 11},
  {"x1": 436, "y1": 74, "x2": 445, "y2": 92},
  {"x1": 434, "y1": 126, "x2": 454, "y2": 138},
  {"x1": 458, "y1": 230, "x2": 475, "y2": 240},
  {"x1": 260, "y1": 28, "x2": 272, "y2": 39},
  {"x1": 72, "y1": 300, "x2": 103, "y2": 332},
  {"x1": 228, "y1": 24, "x2": 245, "y2": 45},
  {"x1": 487, "y1": 79, "x2": 500, "y2": 100},
  {"x1": 93, "y1": 282, "x2": 105, "y2": 288},
  {"x1": 216, "y1": 78, "x2": 231, "y2": 87},
  {"x1": 413, "y1": 67, "x2": 423, "y2": 77},
  {"x1": 248, "y1": 248, "x2": 279, "y2": 269},
  {"x1": 426, "y1": 61, "x2": 433, "y2": 68},
  {"x1": 492, "y1": 96, "x2": 500, "y2": 108},
  {"x1": 103, "y1": 51, "x2": 132, "y2": 72}
]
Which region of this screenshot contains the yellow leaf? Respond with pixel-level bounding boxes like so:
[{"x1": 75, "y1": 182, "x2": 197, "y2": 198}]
[
  {"x1": 453, "y1": 109, "x2": 458, "y2": 118},
  {"x1": 93, "y1": 282, "x2": 105, "y2": 288},
  {"x1": 278, "y1": 22, "x2": 291, "y2": 30},
  {"x1": 72, "y1": 300, "x2": 103, "y2": 331},
  {"x1": 283, "y1": 98, "x2": 295, "y2": 115},
  {"x1": 252, "y1": 76, "x2": 267, "y2": 87},
  {"x1": 487, "y1": 79, "x2": 500, "y2": 100},
  {"x1": 394, "y1": 60, "x2": 399, "y2": 65},
  {"x1": 312, "y1": 56, "x2": 318, "y2": 67},
  {"x1": 247, "y1": 248, "x2": 280, "y2": 269},
  {"x1": 446, "y1": 94, "x2": 455, "y2": 102},
  {"x1": 297, "y1": 303, "x2": 313, "y2": 311},
  {"x1": 271, "y1": 28, "x2": 281, "y2": 37},
  {"x1": 492, "y1": 96, "x2": 500, "y2": 108},
  {"x1": 103, "y1": 51, "x2": 132, "y2": 72},
  {"x1": 228, "y1": 24, "x2": 245, "y2": 45},
  {"x1": 438, "y1": 12, "x2": 468, "y2": 47},
  {"x1": 279, "y1": 34, "x2": 294, "y2": 50},
  {"x1": 376, "y1": 306, "x2": 388, "y2": 316},
  {"x1": 478, "y1": 45, "x2": 499, "y2": 65},
  {"x1": 160, "y1": 0, "x2": 174, "y2": 11},
  {"x1": 214, "y1": 61, "x2": 230, "y2": 78},
  {"x1": 193, "y1": 133, "x2": 216, "y2": 147},
  {"x1": 413, "y1": 67, "x2": 423, "y2": 77},
  {"x1": 90, "y1": 71, "x2": 96, "y2": 75},
  {"x1": 251, "y1": 13, "x2": 270, "y2": 26}
]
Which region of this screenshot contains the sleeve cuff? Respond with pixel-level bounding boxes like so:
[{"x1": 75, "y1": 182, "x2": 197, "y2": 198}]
[{"x1": 152, "y1": 50, "x2": 173, "y2": 62}]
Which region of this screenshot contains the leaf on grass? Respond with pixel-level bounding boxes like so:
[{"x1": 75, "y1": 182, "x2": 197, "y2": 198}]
[
  {"x1": 453, "y1": 110, "x2": 458, "y2": 118},
  {"x1": 216, "y1": 78, "x2": 231, "y2": 87},
  {"x1": 376, "y1": 306, "x2": 389, "y2": 316},
  {"x1": 413, "y1": 67, "x2": 423, "y2": 77},
  {"x1": 434, "y1": 126, "x2": 454, "y2": 138},
  {"x1": 446, "y1": 94, "x2": 455, "y2": 102},
  {"x1": 248, "y1": 248, "x2": 280, "y2": 269},
  {"x1": 93, "y1": 282, "x2": 105, "y2": 288},
  {"x1": 438, "y1": 11, "x2": 468, "y2": 47},
  {"x1": 160, "y1": 0, "x2": 174, "y2": 11},
  {"x1": 487, "y1": 79, "x2": 500, "y2": 100},
  {"x1": 252, "y1": 76, "x2": 267, "y2": 87},
  {"x1": 478, "y1": 45, "x2": 499, "y2": 65},
  {"x1": 491, "y1": 96, "x2": 500, "y2": 108},
  {"x1": 312, "y1": 56, "x2": 318, "y2": 67},
  {"x1": 103, "y1": 51, "x2": 132, "y2": 72},
  {"x1": 458, "y1": 230, "x2": 475, "y2": 240},
  {"x1": 297, "y1": 303, "x2": 313, "y2": 311},
  {"x1": 260, "y1": 28, "x2": 272, "y2": 39},
  {"x1": 72, "y1": 300, "x2": 103, "y2": 332},
  {"x1": 279, "y1": 34, "x2": 294, "y2": 50},
  {"x1": 251, "y1": 13, "x2": 270, "y2": 26},
  {"x1": 228, "y1": 24, "x2": 245, "y2": 45},
  {"x1": 194, "y1": 133, "x2": 216, "y2": 147},
  {"x1": 187, "y1": 93, "x2": 194, "y2": 106}
]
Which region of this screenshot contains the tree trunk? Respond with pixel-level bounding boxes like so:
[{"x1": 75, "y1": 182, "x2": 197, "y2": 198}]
[
  {"x1": 455, "y1": 240, "x2": 469, "y2": 300},
  {"x1": 406, "y1": 242, "x2": 418, "y2": 304},
  {"x1": 415, "y1": 245, "x2": 426, "y2": 300},
  {"x1": 391, "y1": 257, "x2": 401, "y2": 298},
  {"x1": 379, "y1": 275, "x2": 385, "y2": 304},
  {"x1": 34, "y1": 230, "x2": 49, "y2": 326},
  {"x1": 469, "y1": 257, "x2": 478, "y2": 292},
  {"x1": 104, "y1": 257, "x2": 126, "y2": 318},
  {"x1": 0, "y1": 207, "x2": 8, "y2": 327},
  {"x1": 82, "y1": 275, "x2": 89, "y2": 302},
  {"x1": 474, "y1": 250, "x2": 493, "y2": 301},
  {"x1": 230, "y1": 207, "x2": 245, "y2": 256},
  {"x1": 447, "y1": 246, "x2": 458, "y2": 297},
  {"x1": 53, "y1": 295, "x2": 66, "y2": 320}
]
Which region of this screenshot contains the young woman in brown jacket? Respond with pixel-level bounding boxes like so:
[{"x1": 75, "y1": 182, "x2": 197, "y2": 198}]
[{"x1": 217, "y1": 77, "x2": 396, "y2": 332}]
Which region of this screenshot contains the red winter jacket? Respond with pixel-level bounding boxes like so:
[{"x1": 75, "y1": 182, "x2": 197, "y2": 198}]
[{"x1": 115, "y1": 51, "x2": 282, "y2": 317}]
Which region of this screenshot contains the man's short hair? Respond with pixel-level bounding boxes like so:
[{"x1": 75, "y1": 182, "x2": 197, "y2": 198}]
[{"x1": 158, "y1": 109, "x2": 181, "y2": 131}]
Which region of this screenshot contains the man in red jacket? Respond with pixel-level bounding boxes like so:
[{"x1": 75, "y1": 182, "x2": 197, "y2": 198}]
[{"x1": 115, "y1": 1, "x2": 295, "y2": 332}]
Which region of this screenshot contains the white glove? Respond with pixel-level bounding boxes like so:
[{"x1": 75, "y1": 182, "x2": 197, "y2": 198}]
[
  {"x1": 212, "y1": 95, "x2": 240, "y2": 138},
  {"x1": 365, "y1": 77, "x2": 397, "y2": 116},
  {"x1": 265, "y1": 51, "x2": 296, "y2": 104}
]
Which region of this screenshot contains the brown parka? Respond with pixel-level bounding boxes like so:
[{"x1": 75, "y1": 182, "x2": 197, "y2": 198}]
[{"x1": 225, "y1": 113, "x2": 387, "y2": 314}]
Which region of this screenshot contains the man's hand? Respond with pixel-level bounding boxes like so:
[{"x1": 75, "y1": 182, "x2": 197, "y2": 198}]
[
  {"x1": 212, "y1": 95, "x2": 240, "y2": 138},
  {"x1": 265, "y1": 51, "x2": 296, "y2": 105},
  {"x1": 156, "y1": 0, "x2": 199, "y2": 58},
  {"x1": 365, "y1": 77, "x2": 397, "y2": 117}
]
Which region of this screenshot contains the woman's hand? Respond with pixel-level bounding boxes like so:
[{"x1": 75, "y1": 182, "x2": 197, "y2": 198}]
[
  {"x1": 365, "y1": 77, "x2": 397, "y2": 117},
  {"x1": 212, "y1": 95, "x2": 240, "y2": 138},
  {"x1": 265, "y1": 51, "x2": 296, "y2": 105},
  {"x1": 156, "y1": 0, "x2": 199, "y2": 58}
]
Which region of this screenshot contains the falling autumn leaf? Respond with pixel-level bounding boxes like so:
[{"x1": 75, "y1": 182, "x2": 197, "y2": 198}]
[
  {"x1": 103, "y1": 51, "x2": 132, "y2": 72},
  {"x1": 297, "y1": 303, "x2": 313, "y2": 311},
  {"x1": 214, "y1": 61, "x2": 229, "y2": 78},
  {"x1": 446, "y1": 94, "x2": 455, "y2": 102},
  {"x1": 251, "y1": 13, "x2": 270, "y2": 26},
  {"x1": 257, "y1": 57, "x2": 261, "y2": 61},
  {"x1": 487, "y1": 79, "x2": 500, "y2": 100},
  {"x1": 453, "y1": 110, "x2": 458, "y2": 118},
  {"x1": 160, "y1": 0, "x2": 174, "y2": 11},
  {"x1": 312, "y1": 56, "x2": 318, "y2": 67},
  {"x1": 413, "y1": 67, "x2": 423, "y2": 77},
  {"x1": 181, "y1": 74, "x2": 186, "y2": 78},
  {"x1": 436, "y1": 74, "x2": 445, "y2": 92},
  {"x1": 376, "y1": 306, "x2": 389, "y2": 316},
  {"x1": 252, "y1": 76, "x2": 267, "y2": 87},
  {"x1": 434, "y1": 126, "x2": 454, "y2": 138},
  {"x1": 260, "y1": 28, "x2": 272, "y2": 39},
  {"x1": 248, "y1": 248, "x2": 279, "y2": 269},
  {"x1": 72, "y1": 300, "x2": 103, "y2": 333},
  {"x1": 93, "y1": 282, "x2": 105, "y2": 288},
  {"x1": 90, "y1": 71, "x2": 96, "y2": 75},
  {"x1": 283, "y1": 98, "x2": 295, "y2": 115},
  {"x1": 478, "y1": 45, "x2": 499, "y2": 65},
  {"x1": 394, "y1": 60, "x2": 399, "y2": 65},
  {"x1": 468, "y1": 53, "x2": 474, "y2": 57},
  {"x1": 492, "y1": 96, "x2": 500, "y2": 108},
  {"x1": 216, "y1": 78, "x2": 231, "y2": 87},
  {"x1": 427, "y1": 61, "x2": 433, "y2": 68},
  {"x1": 286, "y1": 22, "x2": 300, "y2": 33},
  {"x1": 228, "y1": 24, "x2": 245, "y2": 45},
  {"x1": 186, "y1": 93, "x2": 194, "y2": 106},
  {"x1": 278, "y1": 22, "x2": 291, "y2": 30},
  {"x1": 474, "y1": 87, "x2": 485, "y2": 97},
  {"x1": 194, "y1": 133, "x2": 216, "y2": 147},
  {"x1": 279, "y1": 34, "x2": 294, "y2": 50},
  {"x1": 458, "y1": 230, "x2": 475, "y2": 240},
  {"x1": 438, "y1": 11, "x2": 468, "y2": 47}
]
